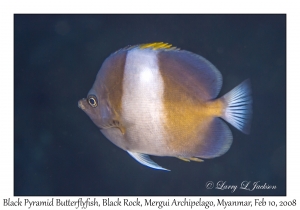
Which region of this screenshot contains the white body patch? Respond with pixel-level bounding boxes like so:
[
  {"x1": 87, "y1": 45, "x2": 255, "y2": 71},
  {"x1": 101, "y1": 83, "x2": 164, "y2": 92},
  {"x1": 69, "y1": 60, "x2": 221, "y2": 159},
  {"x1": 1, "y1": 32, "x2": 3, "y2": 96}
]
[{"x1": 122, "y1": 48, "x2": 166, "y2": 154}]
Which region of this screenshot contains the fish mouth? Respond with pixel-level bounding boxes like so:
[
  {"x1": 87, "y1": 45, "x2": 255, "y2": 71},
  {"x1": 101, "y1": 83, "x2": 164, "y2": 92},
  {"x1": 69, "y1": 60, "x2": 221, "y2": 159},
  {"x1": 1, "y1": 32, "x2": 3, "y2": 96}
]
[{"x1": 78, "y1": 98, "x2": 86, "y2": 110}]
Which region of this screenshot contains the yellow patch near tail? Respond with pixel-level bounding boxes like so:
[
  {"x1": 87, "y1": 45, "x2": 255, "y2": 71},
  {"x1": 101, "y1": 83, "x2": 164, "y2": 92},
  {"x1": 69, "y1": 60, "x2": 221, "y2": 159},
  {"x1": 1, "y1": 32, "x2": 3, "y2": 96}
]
[
  {"x1": 204, "y1": 99, "x2": 224, "y2": 117},
  {"x1": 163, "y1": 97, "x2": 225, "y2": 157},
  {"x1": 139, "y1": 42, "x2": 174, "y2": 50}
]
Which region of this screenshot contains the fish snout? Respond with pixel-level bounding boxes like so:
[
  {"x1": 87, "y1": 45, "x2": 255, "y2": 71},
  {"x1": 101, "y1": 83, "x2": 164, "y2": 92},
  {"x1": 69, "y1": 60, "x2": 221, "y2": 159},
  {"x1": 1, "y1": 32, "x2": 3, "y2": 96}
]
[{"x1": 78, "y1": 98, "x2": 87, "y2": 110}]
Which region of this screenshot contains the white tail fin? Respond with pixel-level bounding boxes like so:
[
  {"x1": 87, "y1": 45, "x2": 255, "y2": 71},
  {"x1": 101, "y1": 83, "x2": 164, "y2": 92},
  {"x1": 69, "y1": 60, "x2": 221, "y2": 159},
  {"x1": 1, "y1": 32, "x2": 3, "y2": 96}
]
[{"x1": 221, "y1": 79, "x2": 252, "y2": 134}]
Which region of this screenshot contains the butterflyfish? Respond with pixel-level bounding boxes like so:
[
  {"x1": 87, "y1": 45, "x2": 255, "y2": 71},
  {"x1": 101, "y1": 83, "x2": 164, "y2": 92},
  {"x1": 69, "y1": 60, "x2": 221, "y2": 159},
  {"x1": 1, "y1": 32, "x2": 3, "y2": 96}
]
[{"x1": 78, "y1": 42, "x2": 252, "y2": 171}]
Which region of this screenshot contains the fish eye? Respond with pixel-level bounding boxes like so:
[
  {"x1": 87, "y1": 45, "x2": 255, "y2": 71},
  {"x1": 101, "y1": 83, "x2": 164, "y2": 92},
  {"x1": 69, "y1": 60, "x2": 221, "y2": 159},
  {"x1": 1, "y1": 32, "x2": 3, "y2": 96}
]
[{"x1": 87, "y1": 95, "x2": 98, "y2": 108}]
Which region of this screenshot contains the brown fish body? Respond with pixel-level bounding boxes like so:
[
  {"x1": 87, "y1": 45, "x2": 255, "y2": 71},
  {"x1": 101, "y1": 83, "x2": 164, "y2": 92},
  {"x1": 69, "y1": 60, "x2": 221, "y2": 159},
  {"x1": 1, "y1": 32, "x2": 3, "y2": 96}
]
[{"x1": 78, "y1": 42, "x2": 252, "y2": 170}]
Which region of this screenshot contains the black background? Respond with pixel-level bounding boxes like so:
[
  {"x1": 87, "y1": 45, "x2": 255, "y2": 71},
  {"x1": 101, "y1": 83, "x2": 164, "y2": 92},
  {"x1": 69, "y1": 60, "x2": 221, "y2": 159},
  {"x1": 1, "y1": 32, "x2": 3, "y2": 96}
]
[{"x1": 14, "y1": 14, "x2": 286, "y2": 195}]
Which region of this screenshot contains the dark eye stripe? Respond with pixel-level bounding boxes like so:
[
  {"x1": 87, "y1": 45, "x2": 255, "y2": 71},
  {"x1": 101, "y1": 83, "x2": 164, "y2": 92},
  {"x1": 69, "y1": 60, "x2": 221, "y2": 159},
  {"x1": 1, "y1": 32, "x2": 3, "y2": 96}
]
[{"x1": 87, "y1": 95, "x2": 98, "y2": 108}]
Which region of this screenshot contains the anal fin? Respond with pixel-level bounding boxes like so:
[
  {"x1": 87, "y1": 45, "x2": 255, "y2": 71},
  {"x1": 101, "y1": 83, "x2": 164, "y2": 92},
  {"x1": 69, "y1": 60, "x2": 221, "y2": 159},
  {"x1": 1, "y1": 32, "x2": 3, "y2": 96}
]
[
  {"x1": 177, "y1": 157, "x2": 204, "y2": 162},
  {"x1": 189, "y1": 157, "x2": 204, "y2": 162},
  {"x1": 127, "y1": 151, "x2": 170, "y2": 171},
  {"x1": 177, "y1": 157, "x2": 190, "y2": 162}
]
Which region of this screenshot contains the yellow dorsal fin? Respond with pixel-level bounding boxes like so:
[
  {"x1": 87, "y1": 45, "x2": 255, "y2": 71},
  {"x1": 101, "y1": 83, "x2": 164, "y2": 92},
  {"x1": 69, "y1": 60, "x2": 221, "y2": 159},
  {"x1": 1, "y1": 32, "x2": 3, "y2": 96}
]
[
  {"x1": 113, "y1": 42, "x2": 179, "y2": 55},
  {"x1": 139, "y1": 42, "x2": 174, "y2": 50}
]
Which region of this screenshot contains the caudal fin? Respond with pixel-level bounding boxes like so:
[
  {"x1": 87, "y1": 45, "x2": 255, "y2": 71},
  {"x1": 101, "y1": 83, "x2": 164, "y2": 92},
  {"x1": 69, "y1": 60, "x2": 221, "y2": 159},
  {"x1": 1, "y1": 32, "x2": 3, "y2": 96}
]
[{"x1": 221, "y1": 79, "x2": 252, "y2": 134}]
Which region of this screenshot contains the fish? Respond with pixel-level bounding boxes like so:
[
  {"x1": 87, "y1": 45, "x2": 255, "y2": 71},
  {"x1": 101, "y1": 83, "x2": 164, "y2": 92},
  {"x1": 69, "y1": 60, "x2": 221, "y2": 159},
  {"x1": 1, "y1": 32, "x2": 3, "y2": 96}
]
[{"x1": 78, "y1": 42, "x2": 252, "y2": 171}]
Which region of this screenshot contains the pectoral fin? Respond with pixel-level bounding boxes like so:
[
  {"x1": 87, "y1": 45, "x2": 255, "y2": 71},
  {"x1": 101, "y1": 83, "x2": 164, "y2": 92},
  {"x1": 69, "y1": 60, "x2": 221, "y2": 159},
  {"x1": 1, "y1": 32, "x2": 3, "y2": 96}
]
[
  {"x1": 100, "y1": 119, "x2": 126, "y2": 134},
  {"x1": 127, "y1": 151, "x2": 170, "y2": 171}
]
